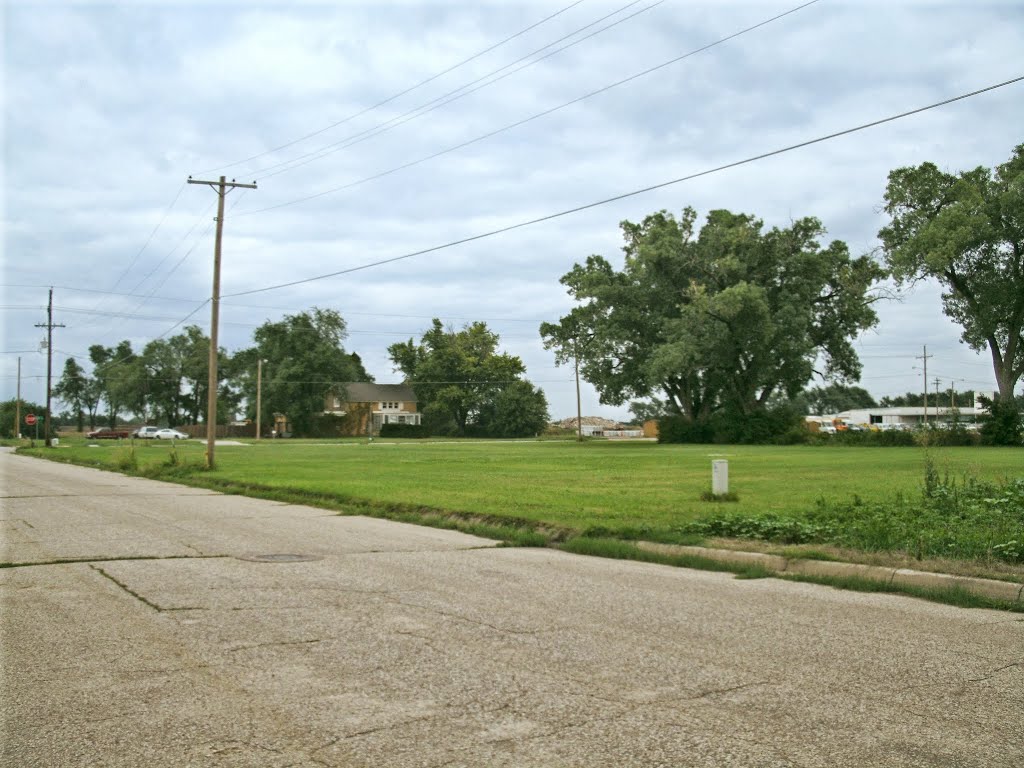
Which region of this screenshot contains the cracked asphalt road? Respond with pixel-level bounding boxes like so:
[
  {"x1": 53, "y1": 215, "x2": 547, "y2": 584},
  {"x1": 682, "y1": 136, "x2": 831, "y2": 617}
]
[{"x1": 2, "y1": 449, "x2": 1022, "y2": 767}]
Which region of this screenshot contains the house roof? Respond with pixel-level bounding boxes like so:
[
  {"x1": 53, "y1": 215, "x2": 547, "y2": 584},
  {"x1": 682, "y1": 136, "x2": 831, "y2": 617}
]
[{"x1": 341, "y1": 382, "x2": 417, "y2": 403}]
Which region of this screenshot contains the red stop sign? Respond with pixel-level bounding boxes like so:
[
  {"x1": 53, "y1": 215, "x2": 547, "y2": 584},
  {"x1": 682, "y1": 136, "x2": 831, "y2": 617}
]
[{"x1": 25, "y1": 414, "x2": 37, "y2": 426}]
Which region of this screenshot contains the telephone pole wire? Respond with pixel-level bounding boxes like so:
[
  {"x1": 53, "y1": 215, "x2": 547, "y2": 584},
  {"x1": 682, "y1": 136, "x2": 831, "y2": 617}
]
[
  {"x1": 34, "y1": 288, "x2": 66, "y2": 447},
  {"x1": 187, "y1": 176, "x2": 257, "y2": 469}
]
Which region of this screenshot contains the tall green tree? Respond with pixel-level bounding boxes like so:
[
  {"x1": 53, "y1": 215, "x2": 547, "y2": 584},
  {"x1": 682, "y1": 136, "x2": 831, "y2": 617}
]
[
  {"x1": 476, "y1": 380, "x2": 550, "y2": 438},
  {"x1": 89, "y1": 341, "x2": 136, "y2": 427},
  {"x1": 244, "y1": 308, "x2": 369, "y2": 436},
  {"x1": 541, "y1": 207, "x2": 883, "y2": 425},
  {"x1": 138, "y1": 326, "x2": 222, "y2": 426},
  {"x1": 879, "y1": 144, "x2": 1024, "y2": 401},
  {"x1": 53, "y1": 357, "x2": 92, "y2": 431},
  {"x1": 388, "y1": 319, "x2": 544, "y2": 436}
]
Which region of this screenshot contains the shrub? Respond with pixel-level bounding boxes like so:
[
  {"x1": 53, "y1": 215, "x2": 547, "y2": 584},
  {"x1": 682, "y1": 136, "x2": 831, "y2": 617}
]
[
  {"x1": 658, "y1": 405, "x2": 802, "y2": 445},
  {"x1": 708, "y1": 406, "x2": 803, "y2": 445},
  {"x1": 978, "y1": 395, "x2": 1023, "y2": 446},
  {"x1": 917, "y1": 425, "x2": 980, "y2": 447},
  {"x1": 379, "y1": 423, "x2": 429, "y2": 438},
  {"x1": 306, "y1": 413, "x2": 348, "y2": 438},
  {"x1": 657, "y1": 415, "x2": 713, "y2": 444}
]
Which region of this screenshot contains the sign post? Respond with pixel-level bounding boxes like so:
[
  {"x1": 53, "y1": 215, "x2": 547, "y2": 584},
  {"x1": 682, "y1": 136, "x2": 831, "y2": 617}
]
[{"x1": 26, "y1": 413, "x2": 37, "y2": 442}]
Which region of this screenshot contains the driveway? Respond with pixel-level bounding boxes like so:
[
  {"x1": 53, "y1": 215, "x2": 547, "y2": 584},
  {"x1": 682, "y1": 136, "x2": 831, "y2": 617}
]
[{"x1": 1, "y1": 449, "x2": 1021, "y2": 767}]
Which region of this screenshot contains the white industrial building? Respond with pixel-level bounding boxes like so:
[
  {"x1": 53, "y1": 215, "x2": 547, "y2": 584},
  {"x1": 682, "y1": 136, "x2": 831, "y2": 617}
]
[{"x1": 834, "y1": 406, "x2": 983, "y2": 428}]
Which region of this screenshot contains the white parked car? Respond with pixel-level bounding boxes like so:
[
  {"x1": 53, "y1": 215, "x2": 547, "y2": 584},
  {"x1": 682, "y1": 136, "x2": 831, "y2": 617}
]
[
  {"x1": 133, "y1": 426, "x2": 160, "y2": 439},
  {"x1": 154, "y1": 428, "x2": 189, "y2": 440}
]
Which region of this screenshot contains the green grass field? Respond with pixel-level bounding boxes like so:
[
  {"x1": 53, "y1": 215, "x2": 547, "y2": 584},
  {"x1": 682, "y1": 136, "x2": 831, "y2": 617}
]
[{"x1": 30, "y1": 436, "x2": 1022, "y2": 533}]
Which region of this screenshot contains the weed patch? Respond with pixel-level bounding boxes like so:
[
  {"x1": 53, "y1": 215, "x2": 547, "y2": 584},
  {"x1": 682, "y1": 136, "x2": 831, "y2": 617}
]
[
  {"x1": 679, "y1": 473, "x2": 1024, "y2": 565},
  {"x1": 112, "y1": 446, "x2": 138, "y2": 473}
]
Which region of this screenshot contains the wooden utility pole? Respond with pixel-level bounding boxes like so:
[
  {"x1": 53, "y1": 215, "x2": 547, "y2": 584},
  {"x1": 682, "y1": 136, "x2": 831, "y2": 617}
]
[
  {"x1": 35, "y1": 288, "x2": 65, "y2": 447},
  {"x1": 14, "y1": 357, "x2": 21, "y2": 439},
  {"x1": 187, "y1": 176, "x2": 257, "y2": 468},
  {"x1": 255, "y1": 358, "x2": 264, "y2": 440},
  {"x1": 574, "y1": 343, "x2": 583, "y2": 443}
]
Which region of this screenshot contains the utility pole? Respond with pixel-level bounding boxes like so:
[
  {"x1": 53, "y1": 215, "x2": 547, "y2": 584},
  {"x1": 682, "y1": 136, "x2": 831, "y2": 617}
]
[
  {"x1": 187, "y1": 176, "x2": 257, "y2": 468},
  {"x1": 933, "y1": 377, "x2": 942, "y2": 418},
  {"x1": 35, "y1": 288, "x2": 65, "y2": 447},
  {"x1": 916, "y1": 345, "x2": 932, "y2": 426},
  {"x1": 14, "y1": 357, "x2": 21, "y2": 439},
  {"x1": 255, "y1": 358, "x2": 264, "y2": 440},
  {"x1": 574, "y1": 341, "x2": 583, "y2": 443}
]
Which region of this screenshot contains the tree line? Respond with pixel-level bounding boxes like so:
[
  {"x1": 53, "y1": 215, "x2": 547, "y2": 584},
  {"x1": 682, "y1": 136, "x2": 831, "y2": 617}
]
[{"x1": 40, "y1": 308, "x2": 548, "y2": 439}]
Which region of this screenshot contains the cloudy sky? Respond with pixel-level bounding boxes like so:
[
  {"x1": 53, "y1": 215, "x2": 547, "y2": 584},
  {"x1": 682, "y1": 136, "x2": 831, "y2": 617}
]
[{"x1": 3, "y1": 0, "x2": 1023, "y2": 422}]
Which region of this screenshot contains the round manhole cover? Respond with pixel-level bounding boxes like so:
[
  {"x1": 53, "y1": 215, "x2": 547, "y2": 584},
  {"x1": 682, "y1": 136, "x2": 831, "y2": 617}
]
[{"x1": 236, "y1": 554, "x2": 322, "y2": 563}]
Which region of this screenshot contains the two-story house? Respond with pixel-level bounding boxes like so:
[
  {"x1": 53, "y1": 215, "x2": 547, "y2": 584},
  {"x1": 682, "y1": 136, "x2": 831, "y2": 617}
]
[{"x1": 324, "y1": 382, "x2": 421, "y2": 436}]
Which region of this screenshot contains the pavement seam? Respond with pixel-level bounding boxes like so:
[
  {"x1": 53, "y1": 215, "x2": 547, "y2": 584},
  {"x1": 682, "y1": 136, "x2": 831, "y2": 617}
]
[
  {"x1": 90, "y1": 563, "x2": 164, "y2": 612},
  {"x1": 0, "y1": 554, "x2": 227, "y2": 570}
]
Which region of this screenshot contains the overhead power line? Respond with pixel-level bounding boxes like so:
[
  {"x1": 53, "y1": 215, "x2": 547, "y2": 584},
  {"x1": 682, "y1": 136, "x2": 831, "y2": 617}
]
[
  {"x1": 238, "y1": 0, "x2": 822, "y2": 215},
  {"x1": 225, "y1": 74, "x2": 1024, "y2": 299},
  {"x1": 108, "y1": 181, "x2": 188, "y2": 292},
  {"x1": 248, "y1": 0, "x2": 664, "y2": 181},
  {"x1": 199, "y1": 0, "x2": 589, "y2": 174}
]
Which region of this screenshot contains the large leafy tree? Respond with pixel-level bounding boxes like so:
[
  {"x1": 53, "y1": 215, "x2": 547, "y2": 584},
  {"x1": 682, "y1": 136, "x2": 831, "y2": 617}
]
[
  {"x1": 89, "y1": 341, "x2": 137, "y2": 427},
  {"x1": 879, "y1": 144, "x2": 1024, "y2": 401},
  {"x1": 138, "y1": 326, "x2": 222, "y2": 426},
  {"x1": 388, "y1": 319, "x2": 545, "y2": 436},
  {"x1": 476, "y1": 380, "x2": 550, "y2": 438},
  {"x1": 541, "y1": 207, "x2": 884, "y2": 423},
  {"x1": 53, "y1": 357, "x2": 94, "y2": 431},
  {"x1": 244, "y1": 308, "x2": 368, "y2": 436}
]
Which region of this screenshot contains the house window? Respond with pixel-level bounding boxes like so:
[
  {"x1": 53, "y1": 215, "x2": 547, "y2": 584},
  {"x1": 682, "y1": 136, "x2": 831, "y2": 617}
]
[{"x1": 333, "y1": 396, "x2": 342, "y2": 409}]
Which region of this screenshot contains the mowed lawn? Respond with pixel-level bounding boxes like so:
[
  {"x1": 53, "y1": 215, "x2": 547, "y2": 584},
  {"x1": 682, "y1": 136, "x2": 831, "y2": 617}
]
[{"x1": 97, "y1": 438, "x2": 1024, "y2": 534}]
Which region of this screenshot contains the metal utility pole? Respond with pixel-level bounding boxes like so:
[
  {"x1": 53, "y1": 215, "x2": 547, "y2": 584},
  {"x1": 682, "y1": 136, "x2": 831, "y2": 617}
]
[
  {"x1": 916, "y1": 345, "x2": 932, "y2": 425},
  {"x1": 187, "y1": 176, "x2": 257, "y2": 469},
  {"x1": 255, "y1": 358, "x2": 264, "y2": 440},
  {"x1": 35, "y1": 288, "x2": 65, "y2": 447}
]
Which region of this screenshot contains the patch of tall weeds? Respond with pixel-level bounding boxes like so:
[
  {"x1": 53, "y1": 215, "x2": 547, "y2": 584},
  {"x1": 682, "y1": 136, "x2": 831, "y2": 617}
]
[{"x1": 677, "y1": 461, "x2": 1024, "y2": 564}]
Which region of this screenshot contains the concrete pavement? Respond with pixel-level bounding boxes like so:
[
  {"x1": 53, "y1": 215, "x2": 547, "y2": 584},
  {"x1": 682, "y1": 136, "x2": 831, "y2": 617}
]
[{"x1": 2, "y1": 449, "x2": 1022, "y2": 767}]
